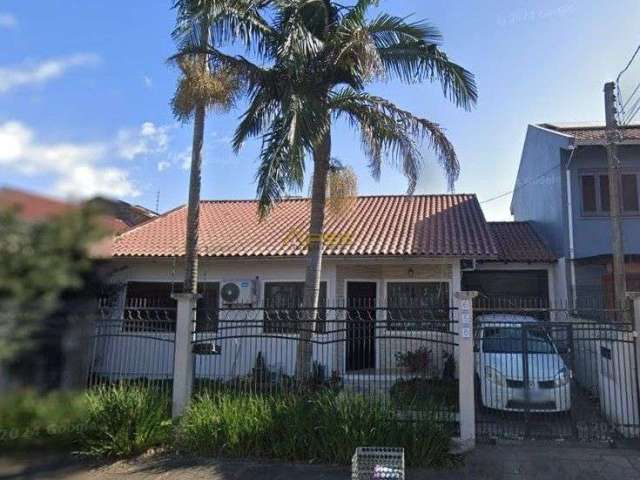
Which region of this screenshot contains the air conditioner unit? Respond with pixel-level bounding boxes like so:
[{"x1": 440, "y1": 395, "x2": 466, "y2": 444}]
[
  {"x1": 460, "y1": 259, "x2": 477, "y2": 271},
  {"x1": 220, "y1": 279, "x2": 257, "y2": 306}
]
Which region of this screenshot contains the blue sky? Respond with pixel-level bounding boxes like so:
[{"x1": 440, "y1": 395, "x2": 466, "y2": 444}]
[{"x1": 0, "y1": 0, "x2": 638, "y2": 220}]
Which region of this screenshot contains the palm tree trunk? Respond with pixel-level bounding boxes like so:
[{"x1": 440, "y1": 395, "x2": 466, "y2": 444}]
[
  {"x1": 183, "y1": 102, "x2": 205, "y2": 293},
  {"x1": 295, "y1": 127, "x2": 331, "y2": 382},
  {"x1": 183, "y1": 21, "x2": 210, "y2": 294}
]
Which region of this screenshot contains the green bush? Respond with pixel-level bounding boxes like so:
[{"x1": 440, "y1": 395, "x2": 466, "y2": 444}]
[
  {"x1": 390, "y1": 378, "x2": 459, "y2": 411},
  {"x1": 80, "y1": 385, "x2": 171, "y2": 458},
  {"x1": 0, "y1": 390, "x2": 88, "y2": 451},
  {"x1": 177, "y1": 391, "x2": 453, "y2": 467}
]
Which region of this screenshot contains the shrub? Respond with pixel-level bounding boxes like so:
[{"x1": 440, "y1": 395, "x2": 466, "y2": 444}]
[
  {"x1": 80, "y1": 385, "x2": 171, "y2": 458},
  {"x1": 177, "y1": 391, "x2": 453, "y2": 467},
  {"x1": 390, "y1": 378, "x2": 459, "y2": 411},
  {"x1": 0, "y1": 390, "x2": 88, "y2": 451},
  {"x1": 395, "y1": 348, "x2": 431, "y2": 374}
]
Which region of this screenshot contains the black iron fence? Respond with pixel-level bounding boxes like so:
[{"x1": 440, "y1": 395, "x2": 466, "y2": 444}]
[
  {"x1": 85, "y1": 296, "x2": 640, "y2": 444},
  {"x1": 191, "y1": 306, "x2": 459, "y2": 432},
  {"x1": 473, "y1": 301, "x2": 639, "y2": 443},
  {"x1": 86, "y1": 298, "x2": 176, "y2": 395},
  {"x1": 86, "y1": 301, "x2": 460, "y2": 430}
]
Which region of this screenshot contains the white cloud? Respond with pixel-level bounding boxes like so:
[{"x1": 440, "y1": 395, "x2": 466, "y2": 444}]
[
  {"x1": 0, "y1": 13, "x2": 17, "y2": 29},
  {"x1": 0, "y1": 121, "x2": 139, "y2": 199},
  {"x1": 0, "y1": 53, "x2": 100, "y2": 93},
  {"x1": 116, "y1": 121, "x2": 170, "y2": 160},
  {"x1": 157, "y1": 160, "x2": 171, "y2": 172},
  {"x1": 171, "y1": 148, "x2": 192, "y2": 170},
  {"x1": 55, "y1": 165, "x2": 138, "y2": 199},
  {"x1": 143, "y1": 75, "x2": 153, "y2": 88}
]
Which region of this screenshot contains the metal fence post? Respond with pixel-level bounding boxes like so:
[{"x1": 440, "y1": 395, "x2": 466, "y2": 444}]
[
  {"x1": 628, "y1": 292, "x2": 640, "y2": 346},
  {"x1": 454, "y1": 291, "x2": 478, "y2": 450},
  {"x1": 172, "y1": 292, "x2": 199, "y2": 418},
  {"x1": 628, "y1": 292, "x2": 640, "y2": 434}
]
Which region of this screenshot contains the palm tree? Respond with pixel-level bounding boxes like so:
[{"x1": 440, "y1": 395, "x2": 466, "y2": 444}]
[
  {"x1": 189, "y1": 0, "x2": 477, "y2": 379},
  {"x1": 170, "y1": 0, "x2": 251, "y2": 293}
]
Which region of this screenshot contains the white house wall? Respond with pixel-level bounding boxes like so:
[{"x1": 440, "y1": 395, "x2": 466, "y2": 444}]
[
  {"x1": 98, "y1": 257, "x2": 460, "y2": 381},
  {"x1": 97, "y1": 257, "x2": 555, "y2": 382},
  {"x1": 102, "y1": 257, "x2": 340, "y2": 381},
  {"x1": 335, "y1": 262, "x2": 455, "y2": 374}
]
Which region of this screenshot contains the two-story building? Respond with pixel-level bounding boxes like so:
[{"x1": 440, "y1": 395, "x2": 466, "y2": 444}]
[{"x1": 511, "y1": 123, "x2": 640, "y2": 309}]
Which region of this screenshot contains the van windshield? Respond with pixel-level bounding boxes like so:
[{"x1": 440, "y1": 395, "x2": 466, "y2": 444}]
[{"x1": 482, "y1": 327, "x2": 556, "y2": 354}]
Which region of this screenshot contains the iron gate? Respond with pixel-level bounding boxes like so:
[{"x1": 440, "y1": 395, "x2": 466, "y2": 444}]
[
  {"x1": 474, "y1": 314, "x2": 640, "y2": 442},
  {"x1": 191, "y1": 305, "x2": 460, "y2": 431}
]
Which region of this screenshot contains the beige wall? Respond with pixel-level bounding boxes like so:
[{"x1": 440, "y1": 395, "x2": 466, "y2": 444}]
[
  {"x1": 335, "y1": 262, "x2": 453, "y2": 300},
  {"x1": 335, "y1": 261, "x2": 455, "y2": 373},
  {"x1": 107, "y1": 257, "x2": 458, "y2": 376}
]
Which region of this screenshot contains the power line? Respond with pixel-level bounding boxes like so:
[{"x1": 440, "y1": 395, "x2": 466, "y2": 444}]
[
  {"x1": 480, "y1": 164, "x2": 561, "y2": 204},
  {"x1": 624, "y1": 95, "x2": 640, "y2": 124},
  {"x1": 484, "y1": 44, "x2": 640, "y2": 207},
  {"x1": 622, "y1": 80, "x2": 640, "y2": 110},
  {"x1": 616, "y1": 42, "x2": 640, "y2": 124},
  {"x1": 616, "y1": 43, "x2": 640, "y2": 85}
]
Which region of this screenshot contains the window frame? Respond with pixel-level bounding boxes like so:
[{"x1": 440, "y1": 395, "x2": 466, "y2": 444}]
[
  {"x1": 580, "y1": 174, "x2": 598, "y2": 214},
  {"x1": 263, "y1": 281, "x2": 328, "y2": 334},
  {"x1": 579, "y1": 171, "x2": 640, "y2": 217},
  {"x1": 622, "y1": 173, "x2": 640, "y2": 213},
  {"x1": 122, "y1": 281, "x2": 220, "y2": 333},
  {"x1": 384, "y1": 279, "x2": 452, "y2": 332}
]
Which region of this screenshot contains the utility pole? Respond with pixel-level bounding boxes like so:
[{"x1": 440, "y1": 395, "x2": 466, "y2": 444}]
[{"x1": 604, "y1": 81, "x2": 627, "y2": 318}]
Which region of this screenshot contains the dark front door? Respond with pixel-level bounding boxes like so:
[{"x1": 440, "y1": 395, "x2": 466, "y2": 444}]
[{"x1": 346, "y1": 282, "x2": 376, "y2": 371}]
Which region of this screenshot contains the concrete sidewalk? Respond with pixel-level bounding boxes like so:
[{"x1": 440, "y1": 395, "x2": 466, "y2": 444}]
[{"x1": 1, "y1": 444, "x2": 639, "y2": 479}]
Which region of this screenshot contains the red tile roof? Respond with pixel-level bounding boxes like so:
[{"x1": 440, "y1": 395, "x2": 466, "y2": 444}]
[
  {"x1": 540, "y1": 123, "x2": 640, "y2": 144},
  {"x1": 0, "y1": 187, "x2": 157, "y2": 259},
  {"x1": 0, "y1": 187, "x2": 74, "y2": 221},
  {"x1": 0, "y1": 187, "x2": 155, "y2": 233},
  {"x1": 488, "y1": 222, "x2": 556, "y2": 263},
  {"x1": 112, "y1": 194, "x2": 500, "y2": 259}
]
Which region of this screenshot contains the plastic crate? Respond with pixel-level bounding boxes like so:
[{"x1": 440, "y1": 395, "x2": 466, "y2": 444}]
[{"x1": 351, "y1": 447, "x2": 405, "y2": 480}]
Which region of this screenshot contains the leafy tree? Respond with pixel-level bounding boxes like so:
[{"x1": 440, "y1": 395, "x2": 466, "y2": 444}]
[
  {"x1": 0, "y1": 207, "x2": 105, "y2": 367},
  {"x1": 180, "y1": 0, "x2": 477, "y2": 379}
]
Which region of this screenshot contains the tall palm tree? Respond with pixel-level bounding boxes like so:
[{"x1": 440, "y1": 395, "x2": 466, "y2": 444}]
[
  {"x1": 189, "y1": 0, "x2": 477, "y2": 379},
  {"x1": 171, "y1": 0, "x2": 252, "y2": 293}
]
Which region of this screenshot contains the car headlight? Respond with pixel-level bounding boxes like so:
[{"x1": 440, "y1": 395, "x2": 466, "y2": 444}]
[
  {"x1": 485, "y1": 366, "x2": 506, "y2": 387},
  {"x1": 554, "y1": 367, "x2": 571, "y2": 387}
]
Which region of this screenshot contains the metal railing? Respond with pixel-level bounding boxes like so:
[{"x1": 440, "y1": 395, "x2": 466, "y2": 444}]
[
  {"x1": 86, "y1": 299, "x2": 176, "y2": 395},
  {"x1": 473, "y1": 304, "x2": 639, "y2": 442}
]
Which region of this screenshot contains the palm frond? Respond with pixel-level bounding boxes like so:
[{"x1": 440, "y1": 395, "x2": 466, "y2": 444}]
[
  {"x1": 233, "y1": 86, "x2": 280, "y2": 152},
  {"x1": 330, "y1": 88, "x2": 460, "y2": 191},
  {"x1": 172, "y1": 0, "x2": 276, "y2": 57},
  {"x1": 339, "y1": 0, "x2": 378, "y2": 25},
  {"x1": 378, "y1": 42, "x2": 477, "y2": 110},
  {"x1": 365, "y1": 13, "x2": 442, "y2": 47},
  {"x1": 255, "y1": 108, "x2": 307, "y2": 217},
  {"x1": 254, "y1": 89, "x2": 332, "y2": 216},
  {"x1": 274, "y1": 0, "x2": 326, "y2": 61}
]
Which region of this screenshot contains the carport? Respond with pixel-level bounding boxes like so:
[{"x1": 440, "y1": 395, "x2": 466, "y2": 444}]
[
  {"x1": 462, "y1": 269, "x2": 549, "y2": 304},
  {"x1": 462, "y1": 222, "x2": 556, "y2": 310}
]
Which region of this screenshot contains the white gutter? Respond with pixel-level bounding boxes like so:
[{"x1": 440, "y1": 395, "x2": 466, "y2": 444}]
[{"x1": 565, "y1": 145, "x2": 577, "y2": 310}]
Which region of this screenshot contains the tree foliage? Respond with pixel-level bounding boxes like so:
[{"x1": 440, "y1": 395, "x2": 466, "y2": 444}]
[
  {"x1": 174, "y1": 0, "x2": 477, "y2": 379},
  {"x1": 0, "y1": 207, "x2": 105, "y2": 363},
  {"x1": 176, "y1": 0, "x2": 477, "y2": 215}
]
